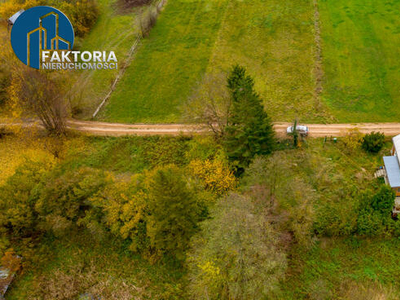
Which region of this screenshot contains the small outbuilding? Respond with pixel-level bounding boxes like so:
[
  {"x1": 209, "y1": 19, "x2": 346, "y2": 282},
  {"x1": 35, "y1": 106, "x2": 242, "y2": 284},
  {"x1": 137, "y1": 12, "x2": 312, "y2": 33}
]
[
  {"x1": 377, "y1": 134, "x2": 400, "y2": 215},
  {"x1": 7, "y1": 9, "x2": 24, "y2": 26}
]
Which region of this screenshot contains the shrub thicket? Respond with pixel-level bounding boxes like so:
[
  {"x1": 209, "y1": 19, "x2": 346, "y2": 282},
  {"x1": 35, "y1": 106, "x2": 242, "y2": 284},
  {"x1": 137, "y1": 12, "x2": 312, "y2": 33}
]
[
  {"x1": 361, "y1": 131, "x2": 385, "y2": 153},
  {"x1": 357, "y1": 185, "x2": 396, "y2": 236},
  {"x1": 58, "y1": 0, "x2": 99, "y2": 37},
  {"x1": 0, "y1": 152, "x2": 235, "y2": 262},
  {"x1": 0, "y1": 0, "x2": 98, "y2": 38}
]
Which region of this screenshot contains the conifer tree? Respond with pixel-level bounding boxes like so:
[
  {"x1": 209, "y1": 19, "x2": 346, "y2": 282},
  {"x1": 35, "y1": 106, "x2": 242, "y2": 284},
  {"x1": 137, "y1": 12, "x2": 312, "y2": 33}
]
[
  {"x1": 224, "y1": 65, "x2": 275, "y2": 172},
  {"x1": 146, "y1": 166, "x2": 201, "y2": 260}
]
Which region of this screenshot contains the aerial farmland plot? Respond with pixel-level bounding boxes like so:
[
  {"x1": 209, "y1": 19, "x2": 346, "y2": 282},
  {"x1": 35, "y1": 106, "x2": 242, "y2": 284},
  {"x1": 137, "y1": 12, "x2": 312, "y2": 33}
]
[
  {"x1": 202, "y1": 0, "x2": 332, "y2": 123},
  {"x1": 4, "y1": 0, "x2": 400, "y2": 299},
  {"x1": 319, "y1": 0, "x2": 400, "y2": 122},
  {"x1": 101, "y1": 0, "x2": 230, "y2": 123},
  {"x1": 101, "y1": 0, "x2": 335, "y2": 123}
]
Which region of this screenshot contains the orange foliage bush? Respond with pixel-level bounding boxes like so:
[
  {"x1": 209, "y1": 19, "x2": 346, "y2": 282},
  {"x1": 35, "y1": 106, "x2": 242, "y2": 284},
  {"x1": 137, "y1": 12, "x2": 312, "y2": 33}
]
[
  {"x1": 1, "y1": 249, "x2": 21, "y2": 273},
  {"x1": 188, "y1": 159, "x2": 237, "y2": 196},
  {"x1": 0, "y1": 0, "x2": 42, "y2": 20}
]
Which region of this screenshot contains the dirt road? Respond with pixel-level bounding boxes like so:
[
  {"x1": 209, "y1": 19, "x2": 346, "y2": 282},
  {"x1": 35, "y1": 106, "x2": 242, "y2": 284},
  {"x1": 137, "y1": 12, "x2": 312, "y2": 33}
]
[
  {"x1": 2, "y1": 119, "x2": 400, "y2": 137},
  {"x1": 67, "y1": 120, "x2": 400, "y2": 137}
]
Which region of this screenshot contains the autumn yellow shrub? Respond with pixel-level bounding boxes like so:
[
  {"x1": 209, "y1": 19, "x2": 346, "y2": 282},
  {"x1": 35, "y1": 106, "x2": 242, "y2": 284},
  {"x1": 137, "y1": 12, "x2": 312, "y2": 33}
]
[
  {"x1": 1, "y1": 249, "x2": 21, "y2": 273},
  {"x1": 341, "y1": 128, "x2": 364, "y2": 153},
  {"x1": 58, "y1": 0, "x2": 99, "y2": 37},
  {"x1": 188, "y1": 159, "x2": 237, "y2": 196},
  {"x1": 0, "y1": 0, "x2": 43, "y2": 20},
  {"x1": 0, "y1": 0, "x2": 98, "y2": 37},
  {"x1": 0, "y1": 136, "x2": 55, "y2": 185},
  {"x1": 89, "y1": 176, "x2": 149, "y2": 253}
]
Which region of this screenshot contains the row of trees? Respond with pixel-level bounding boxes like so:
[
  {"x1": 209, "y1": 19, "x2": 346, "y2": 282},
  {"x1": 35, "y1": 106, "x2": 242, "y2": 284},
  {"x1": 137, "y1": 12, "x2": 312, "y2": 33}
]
[{"x1": 0, "y1": 157, "x2": 236, "y2": 262}]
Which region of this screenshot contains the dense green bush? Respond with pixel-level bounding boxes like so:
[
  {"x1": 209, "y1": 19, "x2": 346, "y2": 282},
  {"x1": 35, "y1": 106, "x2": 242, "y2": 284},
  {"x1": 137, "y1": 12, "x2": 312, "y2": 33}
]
[
  {"x1": 361, "y1": 131, "x2": 385, "y2": 153},
  {"x1": 357, "y1": 186, "x2": 395, "y2": 236},
  {"x1": 370, "y1": 185, "x2": 395, "y2": 214},
  {"x1": 356, "y1": 208, "x2": 385, "y2": 236},
  {"x1": 35, "y1": 168, "x2": 108, "y2": 235},
  {"x1": 0, "y1": 160, "x2": 54, "y2": 237}
]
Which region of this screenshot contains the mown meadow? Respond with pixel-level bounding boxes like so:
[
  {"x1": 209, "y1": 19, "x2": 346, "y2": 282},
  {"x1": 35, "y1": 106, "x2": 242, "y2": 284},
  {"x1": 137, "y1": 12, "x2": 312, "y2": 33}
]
[
  {"x1": 319, "y1": 0, "x2": 400, "y2": 122},
  {"x1": 100, "y1": 0, "x2": 400, "y2": 124},
  {"x1": 68, "y1": 0, "x2": 141, "y2": 118},
  {"x1": 101, "y1": 0, "x2": 331, "y2": 123},
  {"x1": 101, "y1": 0, "x2": 231, "y2": 123}
]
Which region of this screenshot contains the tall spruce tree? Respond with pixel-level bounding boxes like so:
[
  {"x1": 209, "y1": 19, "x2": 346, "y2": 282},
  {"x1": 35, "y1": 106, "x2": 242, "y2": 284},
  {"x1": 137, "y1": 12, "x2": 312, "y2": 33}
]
[{"x1": 224, "y1": 65, "x2": 275, "y2": 172}]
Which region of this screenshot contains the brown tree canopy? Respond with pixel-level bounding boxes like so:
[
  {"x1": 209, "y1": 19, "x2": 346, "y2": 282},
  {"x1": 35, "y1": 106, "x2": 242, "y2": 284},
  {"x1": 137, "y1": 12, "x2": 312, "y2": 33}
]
[{"x1": 12, "y1": 68, "x2": 69, "y2": 136}]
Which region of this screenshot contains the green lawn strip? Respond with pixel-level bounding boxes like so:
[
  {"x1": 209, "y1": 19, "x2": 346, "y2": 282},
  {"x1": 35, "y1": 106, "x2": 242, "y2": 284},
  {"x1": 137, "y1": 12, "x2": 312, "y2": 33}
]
[
  {"x1": 58, "y1": 135, "x2": 219, "y2": 176},
  {"x1": 100, "y1": 0, "x2": 229, "y2": 123},
  {"x1": 60, "y1": 135, "x2": 193, "y2": 174},
  {"x1": 71, "y1": 0, "x2": 139, "y2": 118},
  {"x1": 319, "y1": 0, "x2": 400, "y2": 122},
  {"x1": 204, "y1": 0, "x2": 331, "y2": 123}
]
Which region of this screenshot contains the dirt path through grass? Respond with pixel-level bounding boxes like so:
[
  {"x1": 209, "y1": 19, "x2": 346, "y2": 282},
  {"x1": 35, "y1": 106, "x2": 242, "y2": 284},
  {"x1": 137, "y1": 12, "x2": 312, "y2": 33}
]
[
  {"x1": 65, "y1": 120, "x2": 400, "y2": 137},
  {"x1": 313, "y1": 0, "x2": 324, "y2": 106},
  {"x1": 3, "y1": 119, "x2": 400, "y2": 137}
]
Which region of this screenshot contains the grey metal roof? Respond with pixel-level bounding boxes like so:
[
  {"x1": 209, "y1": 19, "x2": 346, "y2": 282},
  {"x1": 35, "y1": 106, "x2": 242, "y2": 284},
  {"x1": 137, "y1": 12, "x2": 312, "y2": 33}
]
[
  {"x1": 8, "y1": 9, "x2": 24, "y2": 25},
  {"x1": 383, "y1": 156, "x2": 400, "y2": 188}
]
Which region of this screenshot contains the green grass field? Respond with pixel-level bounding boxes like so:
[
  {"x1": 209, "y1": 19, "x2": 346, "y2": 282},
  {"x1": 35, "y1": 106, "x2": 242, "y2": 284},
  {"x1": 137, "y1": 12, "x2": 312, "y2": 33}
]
[
  {"x1": 319, "y1": 0, "x2": 400, "y2": 122},
  {"x1": 282, "y1": 238, "x2": 400, "y2": 299},
  {"x1": 101, "y1": 0, "x2": 330, "y2": 123},
  {"x1": 202, "y1": 0, "x2": 331, "y2": 123},
  {"x1": 99, "y1": 0, "x2": 400, "y2": 124},
  {"x1": 100, "y1": 0, "x2": 230, "y2": 123},
  {"x1": 70, "y1": 0, "x2": 139, "y2": 118}
]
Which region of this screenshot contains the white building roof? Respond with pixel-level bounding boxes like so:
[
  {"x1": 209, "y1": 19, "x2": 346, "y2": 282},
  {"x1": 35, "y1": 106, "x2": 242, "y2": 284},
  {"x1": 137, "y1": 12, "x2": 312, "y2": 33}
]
[
  {"x1": 393, "y1": 135, "x2": 400, "y2": 152},
  {"x1": 393, "y1": 134, "x2": 400, "y2": 164},
  {"x1": 8, "y1": 9, "x2": 24, "y2": 25},
  {"x1": 384, "y1": 156, "x2": 400, "y2": 188}
]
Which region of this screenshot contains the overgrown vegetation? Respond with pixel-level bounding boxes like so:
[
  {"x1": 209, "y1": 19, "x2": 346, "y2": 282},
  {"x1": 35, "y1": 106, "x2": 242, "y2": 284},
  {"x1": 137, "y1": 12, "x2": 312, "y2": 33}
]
[
  {"x1": 9, "y1": 68, "x2": 69, "y2": 135},
  {"x1": 0, "y1": 0, "x2": 99, "y2": 37},
  {"x1": 1, "y1": 127, "x2": 400, "y2": 298},
  {"x1": 2, "y1": 0, "x2": 400, "y2": 298},
  {"x1": 188, "y1": 193, "x2": 287, "y2": 299}
]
